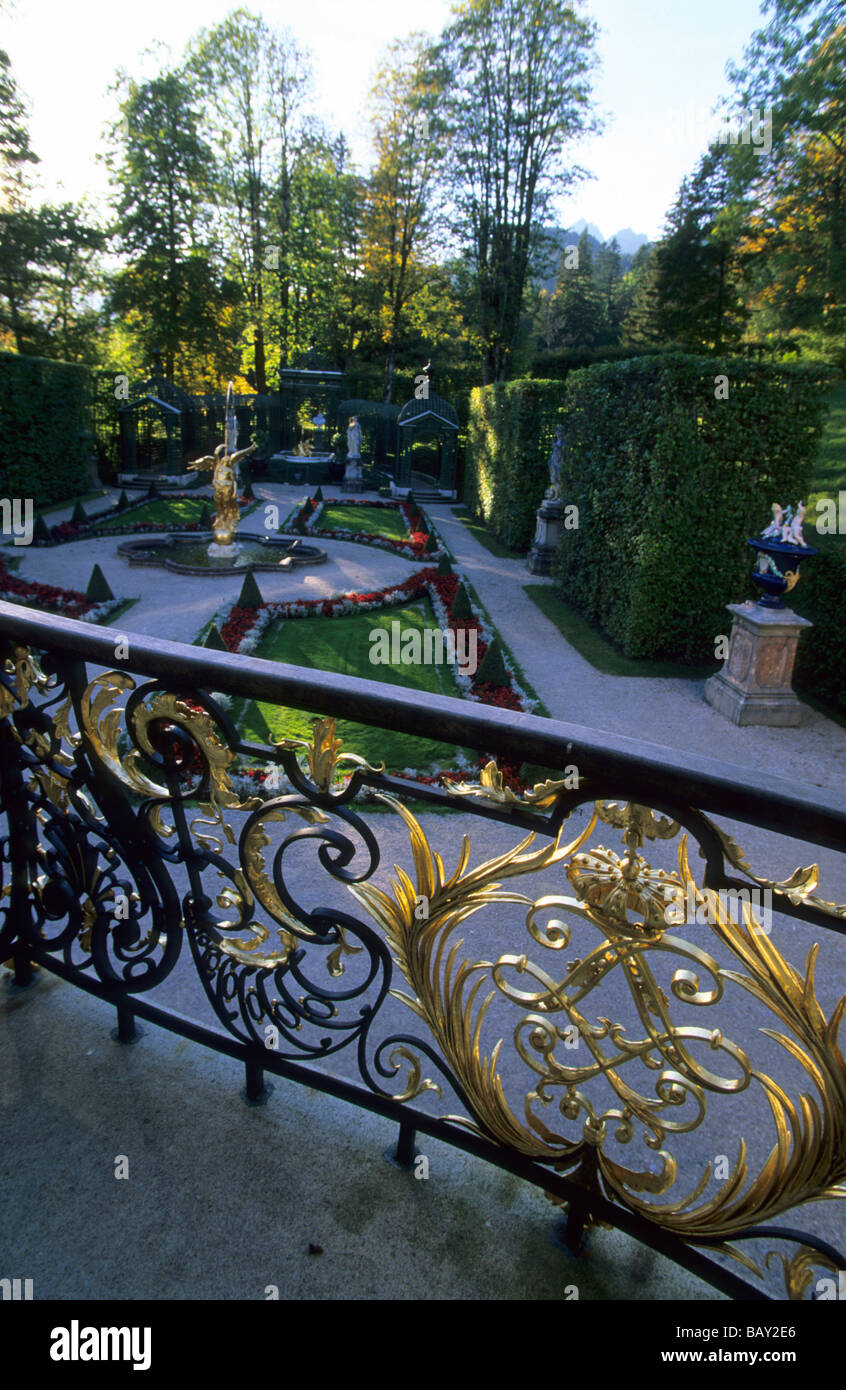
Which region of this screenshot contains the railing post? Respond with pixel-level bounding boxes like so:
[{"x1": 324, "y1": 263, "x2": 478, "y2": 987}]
[
  {"x1": 111, "y1": 1000, "x2": 142, "y2": 1044},
  {"x1": 10, "y1": 950, "x2": 34, "y2": 989},
  {"x1": 242, "y1": 1055, "x2": 273, "y2": 1106},
  {"x1": 385, "y1": 1118, "x2": 418, "y2": 1170}
]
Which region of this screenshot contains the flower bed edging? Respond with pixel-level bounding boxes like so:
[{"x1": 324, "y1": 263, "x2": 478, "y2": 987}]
[
  {"x1": 201, "y1": 563, "x2": 541, "y2": 794},
  {"x1": 288, "y1": 496, "x2": 447, "y2": 562},
  {"x1": 0, "y1": 559, "x2": 127, "y2": 624},
  {"x1": 34, "y1": 494, "x2": 255, "y2": 546}
]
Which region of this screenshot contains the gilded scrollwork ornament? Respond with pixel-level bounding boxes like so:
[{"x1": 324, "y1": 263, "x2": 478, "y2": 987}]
[{"x1": 349, "y1": 782, "x2": 846, "y2": 1252}]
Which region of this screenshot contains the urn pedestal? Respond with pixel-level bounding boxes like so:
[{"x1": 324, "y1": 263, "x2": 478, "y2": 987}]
[
  {"x1": 704, "y1": 602, "x2": 812, "y2": 727},
  {"x1": 526, "y1": 497, "x2": 562, "y2": 576}
]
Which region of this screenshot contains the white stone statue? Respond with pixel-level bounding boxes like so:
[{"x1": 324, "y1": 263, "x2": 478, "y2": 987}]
[
  {"x1": 546, "y1": 425, "x2": 566, "y2": 499},
  {"x1": 346, "y1": 416, "x2": 362, "y2": 460}
]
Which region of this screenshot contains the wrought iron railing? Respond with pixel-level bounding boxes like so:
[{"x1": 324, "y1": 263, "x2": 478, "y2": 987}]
[{"x1": 1, "y1": 599, "x2": 845, "y2": 1301}]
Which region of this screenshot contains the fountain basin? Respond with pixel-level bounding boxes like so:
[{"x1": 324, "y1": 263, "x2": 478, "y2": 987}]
[{"x1": 117, "y1": 532, "x2": 327, "y2": 574}]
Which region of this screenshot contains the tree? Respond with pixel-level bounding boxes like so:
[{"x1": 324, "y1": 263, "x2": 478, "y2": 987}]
[
  {"x1": 545, "y1": 230, "x2": 603, "y2": 348},
  {"x1": 620, "y1": 243, "x2": 664, "y2": 346},
  {"x1": 188, "y1": 12, "x2": 310, "y2": 391},
  {"x1": 435, "y1": 0, "x2": 599, "y2": 381},
  {"x1": 725, "y1": 0, "x2": 846, "y2": 353},
  {"x1": 594, "y1": 237, "x2": 624, "y2": 344},
  {"x1": 0, "y1": 48, "x2": 38, "y2": 211},
  {"x1": 0, "y1": 202, "x2": 105, "y2": 358},
  {"x1": 624, "y1": 151, "x2": 750, "y2": 352},
  {"x1": 106, "y1": 70, "x2": 239, "y2": 385},
  {"x1": 266, "y1": 122, "x2": 364, "y2": 369},
  {"x1": 360, "y1": 35, "x2": 442, "y2": 401}
]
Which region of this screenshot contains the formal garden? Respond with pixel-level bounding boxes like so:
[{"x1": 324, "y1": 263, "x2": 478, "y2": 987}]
[{"x1": 3, "y1": 0, "x2": 846, "y2": 1322}]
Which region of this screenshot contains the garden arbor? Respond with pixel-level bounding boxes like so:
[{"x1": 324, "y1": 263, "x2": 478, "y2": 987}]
[
  {"x1": 279, "y1": 347, "x2": 348, "y2": 453},
  {"x1": 118, "y1": 375, "x2": 199, "y2": 485},
  {"x1": 395, "y1": 391, "x2": 458, "y2": 498}
]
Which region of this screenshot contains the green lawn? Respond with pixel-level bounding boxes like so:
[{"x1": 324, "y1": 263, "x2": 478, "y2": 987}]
[
  {"x1": 452, "y1": 506, "x2": 525, "y2": 558},
  {"x1": 95, "y1": 497, "x2": 212, "y2": 531},
  {"x1": 523, "y1": 585, "x2": 719, "y2": 680},
  {"x1": 319, "y1": 503, "x2": 409, "y2": 540},
  {"x1": 235, "y1": 598, "x2": 471, "y2": 772}
]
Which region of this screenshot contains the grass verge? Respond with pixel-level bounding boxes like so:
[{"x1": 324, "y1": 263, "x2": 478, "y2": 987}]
[
  {"x1": 523, "y1": 585, "x2": 719, "y2": 681},
  {"x1": 452, "y1": 506, "x2": 526, "y2": 559}
]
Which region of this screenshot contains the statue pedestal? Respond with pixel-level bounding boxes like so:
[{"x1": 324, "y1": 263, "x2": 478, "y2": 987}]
[
  {"x1": 526, "y1": 497, "x2": 562, "y2": 575},
  {"x1": 343, "y1": 459, "x2": 362, "y2": 493},
  {"x1": 704, "y1": 602, "x2": 812, "y2": 726},
  {"x1": 208, "y1": 542, "x2": 239, "y2": 560}
]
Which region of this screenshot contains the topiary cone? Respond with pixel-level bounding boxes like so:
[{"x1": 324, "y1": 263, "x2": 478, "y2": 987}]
[
  {"x1": 450, "y1": 582, "x2": 473, "y2": 620},
  {"x1": 313, "y1": 485, "x2": 324, "y2": 502},
  {"x1": 199, "y1": 503, "x2": 213, "y2": 530},
  {"x1": 71, "y1": 500, "x2": 88, "y2": 525},
  {"x1": 33, "y1": 514, "x2": 51, "y2": 543},
  {"x1": 424, "y1": 532, "x2": 438, "y2": 553},
  {"x1": 118, "y1": 490, "x2": 129, "y2": 509},
  {"x1": 85, "y1": 563, "x2": 114, "y2": 604},
  {"x1": 202, "y1": 622, "x2": 228, "y2": 651},
  {"x1": 236, "y1": 568, "x2": 264, "y2": 609},
  {"x1": 474, "y1": 638, "x2": 510, "y2": 687},
  {"x1": 436, "y1": 553, "x2": 452, "y2": 576}
]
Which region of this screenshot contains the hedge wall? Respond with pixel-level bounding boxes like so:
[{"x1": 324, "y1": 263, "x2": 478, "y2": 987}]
[
  {"x1": 554, "y1": 354, "x2": 832, "y2": 663},
  {"x1": 1, "y1": 351, "x2": 93, "y2": 509},
  {"x1": 793, "y1": 531, "x2": 846, "y2": 717},
  {"x1": 464, "y1": 378, "x2": 569, "y2": 550},
  {"x1": 530, "y1": 344, "x2": 673, "y2": 380}
]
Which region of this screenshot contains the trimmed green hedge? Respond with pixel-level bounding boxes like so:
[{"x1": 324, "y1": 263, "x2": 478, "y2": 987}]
[
  {"x1": 793, "y1": 531, "x2": 846, "y2": 716},
  {"x1": 554, "y1": 354, "x2": 832, "y2": 663},
  {"x1": 530, "y1": 344, "x2": 672, "y2": 380},
  {"x1": 1, "y1": 352, "x2": 92, "y2": 508},
  {"x1": 464, "y1": 379, "x2": 569, "y2": 550}
]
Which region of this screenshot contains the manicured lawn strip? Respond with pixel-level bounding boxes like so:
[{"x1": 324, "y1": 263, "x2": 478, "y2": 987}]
[
  {"x1": 37, "y1": 491, "x2": 255, "y2": 545},
  {"x1": 452, "y1": 506, "x2": 526, "y2": 558},
  {"x1": 321, "y1": 503, "x2": 408, "y2": 540},
  {"x1": 97, "y1": 597, "x2": 138, "y2": 626},
  {"x1": 95, "y1": 497, "x2": 211, "y2": 531},
  {"x1": 290, "y1": 495, "x2": 447, "y2": 560},
  {"x1": 523, "y1": 585, "x2": 718, "y2": 681},
  {"x1": 233, "y1": 598, "x2": 473, "y2": 772},
  {"x1": 457, "y1": 575, "x2": 550, "y2": 715}
]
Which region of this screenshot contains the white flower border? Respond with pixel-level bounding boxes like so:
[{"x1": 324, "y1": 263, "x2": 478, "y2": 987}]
[
  {"x1": 291, "y1": 497, "x2": 446, "y2": 562},
  {"x1": 201, "y1": 563, "x2": 539, "y2": 773},
  {"x1": 0, "y1": 591, "x2": 127, "y2": 625}
]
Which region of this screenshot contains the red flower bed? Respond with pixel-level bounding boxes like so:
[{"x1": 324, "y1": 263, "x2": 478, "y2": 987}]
[
  {"x1": 295, "y1": 497, "x2": 440, "y2": 559},
  {"x1": 220, "y1": 604, "x2": 261, "y2": 650},
  {"x1": 0, "y1": 558, "x2": 93, "y2": 619}
]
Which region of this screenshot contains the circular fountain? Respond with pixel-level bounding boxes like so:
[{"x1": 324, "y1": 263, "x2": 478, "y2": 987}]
[{"x1": 117, "y1": 532, "x2": 326, "y2": 574}]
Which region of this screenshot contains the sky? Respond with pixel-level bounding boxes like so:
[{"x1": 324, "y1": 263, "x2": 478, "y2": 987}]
[{"x1": 4, "y1": 0, "x2": 767, "y2": 243}]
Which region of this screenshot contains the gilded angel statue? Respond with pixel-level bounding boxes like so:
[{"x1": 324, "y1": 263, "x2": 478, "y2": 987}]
[{"x1": 187, "y1": 440, "x2": 256, "y2": 550}]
